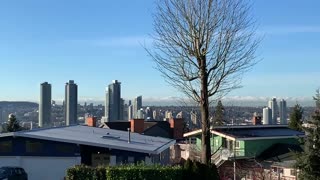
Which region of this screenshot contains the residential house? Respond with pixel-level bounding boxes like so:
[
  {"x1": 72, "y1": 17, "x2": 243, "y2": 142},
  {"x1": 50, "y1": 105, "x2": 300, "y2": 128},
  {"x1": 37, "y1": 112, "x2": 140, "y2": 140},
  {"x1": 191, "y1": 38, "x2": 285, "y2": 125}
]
[
  {"x1": 183, "y1": 125, "x2": 304, "y2": 179},
  {"x1": 0, "y1": 125, "x2": 175, "y2": 180},
  {"x1": 99, "y1": 118, "x2": 185, "y2": 164}
]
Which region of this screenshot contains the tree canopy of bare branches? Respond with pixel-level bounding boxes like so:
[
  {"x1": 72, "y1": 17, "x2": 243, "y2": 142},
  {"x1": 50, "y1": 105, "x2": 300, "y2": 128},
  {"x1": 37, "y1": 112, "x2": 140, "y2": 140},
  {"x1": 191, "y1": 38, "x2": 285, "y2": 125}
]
[{"x1": 148, "y1": 0, "x2": 259, "y2": 164}]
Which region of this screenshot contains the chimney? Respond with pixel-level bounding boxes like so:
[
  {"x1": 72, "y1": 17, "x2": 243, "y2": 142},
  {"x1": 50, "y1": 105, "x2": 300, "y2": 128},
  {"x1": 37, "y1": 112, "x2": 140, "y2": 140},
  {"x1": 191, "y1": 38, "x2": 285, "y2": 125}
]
[
  {"x1": 128, "y1": 128, "x2": 131, "y2": 143},
  {"x1": 252, "y1": 113, "x2": 262, "y2": 125},
  {"x1": 130, "y1": 119, "x2": 145, "y2": 134},
  {"x1": 87, "y1": 116, "x2": 97, "y2": 127},
  {"x1": 169, "y1": 118, "x2": 184, "y2": 139}
]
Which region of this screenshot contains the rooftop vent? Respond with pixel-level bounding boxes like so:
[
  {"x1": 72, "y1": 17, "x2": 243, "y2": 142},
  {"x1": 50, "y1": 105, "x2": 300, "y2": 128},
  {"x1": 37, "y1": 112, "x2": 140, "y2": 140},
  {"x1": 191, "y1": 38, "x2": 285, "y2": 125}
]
[{"x1": 101, "y1": 134, "x2": 120, "y2": 139}]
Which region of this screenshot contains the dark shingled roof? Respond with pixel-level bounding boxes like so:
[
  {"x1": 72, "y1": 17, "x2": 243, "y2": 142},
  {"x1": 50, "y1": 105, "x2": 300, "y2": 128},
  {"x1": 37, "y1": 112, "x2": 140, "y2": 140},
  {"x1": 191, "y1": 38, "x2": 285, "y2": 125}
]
[
  {"x1": 214, "y1": 126, "x2": 304, "y2": 138},
  {"x1": 100, "y1": 122, "x2": 130, "y2": 131}
]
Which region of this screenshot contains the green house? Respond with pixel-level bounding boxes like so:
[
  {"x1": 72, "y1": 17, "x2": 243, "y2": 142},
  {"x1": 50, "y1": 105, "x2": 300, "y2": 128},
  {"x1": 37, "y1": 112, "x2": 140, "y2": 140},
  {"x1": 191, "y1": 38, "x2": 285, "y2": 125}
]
[{"x1": 184, "y1": 125, "x2": 304, "y2": 165}]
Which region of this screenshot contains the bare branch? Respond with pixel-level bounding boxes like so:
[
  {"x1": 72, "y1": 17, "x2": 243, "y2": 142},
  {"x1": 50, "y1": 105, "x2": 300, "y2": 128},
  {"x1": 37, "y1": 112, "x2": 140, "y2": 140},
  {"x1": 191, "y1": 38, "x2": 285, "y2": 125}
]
[{"x1": 147, "y1": 0, "x2": 259, "y2": 164}]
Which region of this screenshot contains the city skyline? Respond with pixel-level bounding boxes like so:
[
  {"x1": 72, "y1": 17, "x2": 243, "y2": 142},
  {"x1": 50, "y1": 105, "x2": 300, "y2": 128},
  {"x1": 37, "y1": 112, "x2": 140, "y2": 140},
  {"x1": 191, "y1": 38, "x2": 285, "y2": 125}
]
[{"x1": 0, "y1": 1, "x2": 320, "y2": 105}]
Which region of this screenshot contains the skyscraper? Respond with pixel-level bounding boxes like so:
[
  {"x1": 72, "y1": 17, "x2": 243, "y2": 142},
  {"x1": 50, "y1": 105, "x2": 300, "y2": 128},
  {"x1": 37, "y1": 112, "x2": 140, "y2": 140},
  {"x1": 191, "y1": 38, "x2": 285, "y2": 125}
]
[
  {"x1": 128, "y1": 105, "x2": 133, "y2": 121},
  {"x1": 39, "y1": 82, "x2": 52, "y2": 127},
  {"x1": 268, "y1": 98, "x2": 278, "y2": 124},
  {"x1": 105, "y1": 80, "x2": 121, "y2": 122},
  {"x1": 0, "y1": 108, "x2": 8, "y2": 123},
  {"x1": 190, "y1": 110, "x2": 198, "y2": 127},
  {"x1": 152, "y1": 110, "x2": 158, "y2": 120},
  {"x1": 0, "y1": 107, "x2": 3, "y2": 123},
  {"x1": 263, "y1": 107, "x2": 272, "y2": 125},
  {"x1": 133, "y1": 96, "x2": 142, "y2": 118},
  {"x1": 279, "y1": 99, "x2": 287, "y2": 124},
  {"x1": 120, "y1": 98, "x2": 125, "y2": 120},
  {"x1": 137, "y1": 108, "x2": 144, "y2": 119},
  {"x1": 65, "y1": 80, "x2": 78, "y2": 126},
  {"x1": 145, "y1": 107, "x2": 153, "y2": 120}
]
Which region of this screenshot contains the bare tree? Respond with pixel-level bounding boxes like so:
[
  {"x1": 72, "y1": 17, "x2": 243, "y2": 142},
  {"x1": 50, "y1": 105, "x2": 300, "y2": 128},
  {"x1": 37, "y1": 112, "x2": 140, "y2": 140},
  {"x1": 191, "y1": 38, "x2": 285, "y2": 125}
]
[{"x1": 148, "y1": 0, "x2": 259, "y2": 164}]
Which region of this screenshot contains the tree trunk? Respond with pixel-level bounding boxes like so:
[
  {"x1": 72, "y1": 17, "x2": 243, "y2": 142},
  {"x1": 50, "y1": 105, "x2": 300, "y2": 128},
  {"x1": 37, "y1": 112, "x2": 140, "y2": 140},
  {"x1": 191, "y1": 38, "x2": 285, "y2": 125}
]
[{"x1": 200, "y1": 57, "x2": 211, "y2": 165}]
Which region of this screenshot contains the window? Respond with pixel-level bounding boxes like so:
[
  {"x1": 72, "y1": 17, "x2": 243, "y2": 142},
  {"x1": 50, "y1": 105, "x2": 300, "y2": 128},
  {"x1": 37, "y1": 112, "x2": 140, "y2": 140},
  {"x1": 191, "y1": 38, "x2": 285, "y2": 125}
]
[
  {"x1": 0, "y1": 141, "x2": 12, "y2": 153},
  {"x1": 116, "y1": 156, "x2": 124, "y2": 165},
  {"x1": 128, "y1": 156, "x2": 135, "y2": 164},
  {"x1": 55, "y1": 144, "x2": 75, "y2": 154},
  {"x1": 26, "y1": 141, "x2": 43, "y2": 153},
  {"x1": 235, "y1": 141, "x2": 240, "y2": 149},
  {"x1": 91, "y1": 153, "x2": 110, "y2": 167},
  {"x1": 290, "y1": 169, "x2": 297, "y2": 176},
  {"x1": 278, "y1": 168, "x2": 284, "y2": 174}
]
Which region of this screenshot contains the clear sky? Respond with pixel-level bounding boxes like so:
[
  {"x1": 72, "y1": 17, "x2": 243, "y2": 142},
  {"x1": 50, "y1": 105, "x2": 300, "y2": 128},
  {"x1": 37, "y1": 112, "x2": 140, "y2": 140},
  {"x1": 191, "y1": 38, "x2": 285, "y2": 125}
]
[{"x1": 0, "y1": 0, "x2": 319, "y2": 104}]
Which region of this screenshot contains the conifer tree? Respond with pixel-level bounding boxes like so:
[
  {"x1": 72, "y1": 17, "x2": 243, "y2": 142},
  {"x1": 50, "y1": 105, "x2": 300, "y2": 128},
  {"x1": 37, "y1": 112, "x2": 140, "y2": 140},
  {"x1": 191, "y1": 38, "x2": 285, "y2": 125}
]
[
  {"x1": 288, "y1": 104, "x2": 303, "y2": 131},
  {"x1": 213, "y1": 100, "x2": 224, "y2": 126},
  {"x1": 5, "y1": 114, "x2": 22, "y2": 132},
  {"x1": 296, "y1": 90, "x2": 320, "y2": 179}
]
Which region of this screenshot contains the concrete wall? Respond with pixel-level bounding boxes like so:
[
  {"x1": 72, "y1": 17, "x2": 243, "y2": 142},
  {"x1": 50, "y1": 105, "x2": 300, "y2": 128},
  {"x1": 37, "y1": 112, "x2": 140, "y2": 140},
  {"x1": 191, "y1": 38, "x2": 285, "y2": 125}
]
[{"x1": 0, "y1": 156, "x2": 81, "y2": 180}]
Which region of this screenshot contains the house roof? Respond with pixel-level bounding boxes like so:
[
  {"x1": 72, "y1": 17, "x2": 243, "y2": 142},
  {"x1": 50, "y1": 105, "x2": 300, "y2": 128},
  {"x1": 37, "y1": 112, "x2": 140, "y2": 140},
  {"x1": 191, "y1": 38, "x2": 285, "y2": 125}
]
[
  {"x1": 99, "y1": 121, "x2": 130, "y2": 131},
  {"x1": 100, "y1": 120, "x2": 173, "y2": 139},
  {"x1": 271, "y1": 160, "x2": 296, "y2": 168},
  {"x1": 143, "y1": 121, "x2": 171, "y2": 134},
  {"x1": 184, "y1": 125, "x2": 305, "y2": 140},
  {"x1": 0, "y1": 125, "x2": 176, "y2": 155}
]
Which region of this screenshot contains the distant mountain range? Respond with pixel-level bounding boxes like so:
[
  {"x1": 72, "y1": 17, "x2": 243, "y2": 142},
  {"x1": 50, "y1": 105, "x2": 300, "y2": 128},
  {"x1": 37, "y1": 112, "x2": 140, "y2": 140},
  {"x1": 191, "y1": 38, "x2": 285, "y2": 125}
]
[
  {"x1": 0, "y1": 95, "x2": 316, "y2": 107},
  {"x1": 0, "y1": 101, "x2": 38, "y2": 108}
]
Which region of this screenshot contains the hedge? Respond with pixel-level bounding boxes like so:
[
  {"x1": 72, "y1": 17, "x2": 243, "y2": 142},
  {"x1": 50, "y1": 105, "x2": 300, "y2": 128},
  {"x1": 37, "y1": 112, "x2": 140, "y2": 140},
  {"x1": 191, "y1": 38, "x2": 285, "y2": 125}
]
[
  {"x1": 66, "y1": 160, "x2": 219, "y2": 180},
  {"x1": 106, "y1": 164, "x2": 184, "y2": 180}
]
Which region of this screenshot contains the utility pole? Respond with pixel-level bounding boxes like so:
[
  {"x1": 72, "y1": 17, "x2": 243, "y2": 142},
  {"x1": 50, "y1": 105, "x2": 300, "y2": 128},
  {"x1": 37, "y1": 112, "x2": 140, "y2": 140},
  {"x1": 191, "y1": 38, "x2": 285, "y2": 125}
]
[{"x1": 234, "y1": 140, "x2": 236, "y2": 180}]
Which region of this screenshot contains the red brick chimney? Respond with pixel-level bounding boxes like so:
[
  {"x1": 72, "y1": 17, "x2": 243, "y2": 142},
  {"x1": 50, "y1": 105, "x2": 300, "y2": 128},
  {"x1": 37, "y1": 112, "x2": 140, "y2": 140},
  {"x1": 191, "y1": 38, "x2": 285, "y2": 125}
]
[
  {"x1": 252, "y1": 115, "x2": 262, "y2": 125},
  {"x1": 169, "y1": 118, "x2": 184, "y2": 139},
  {"x1": 130, "y1": 119, "x2": 145, "y2": 133},
  {"x1": 87, "y1": 117, "x2": 97, "y2": 127}
]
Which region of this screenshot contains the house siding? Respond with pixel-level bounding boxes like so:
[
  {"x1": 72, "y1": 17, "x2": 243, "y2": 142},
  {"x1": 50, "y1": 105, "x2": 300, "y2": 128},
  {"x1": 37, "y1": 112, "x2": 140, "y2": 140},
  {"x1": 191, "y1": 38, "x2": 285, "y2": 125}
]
[
  {"x1": 0, "y1": 137, "x2": 80, "y2": 157},
  {"x1": 244, "y1": 138, "x2": 299, "y2": 157},
  {"x1": 194, "y1": 136, "x2": 299, "y2": 159},
  {"x1": 0, "y1": 136, "x2": 170, "y2": 165},
  {"x1": 235, "y1": 140, "x2": 245, "y2": 157}
]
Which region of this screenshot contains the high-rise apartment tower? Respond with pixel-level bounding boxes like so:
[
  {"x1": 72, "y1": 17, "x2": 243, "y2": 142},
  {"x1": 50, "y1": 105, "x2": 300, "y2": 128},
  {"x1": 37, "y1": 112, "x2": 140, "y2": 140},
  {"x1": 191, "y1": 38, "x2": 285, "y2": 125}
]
[
  {"x1": 65, "y1": 80, "x2": 78, "y2": 126},
  {"x1": 279, "y1": 99, "x2": 287, "y2": 124},
  {"x1": 133, "y1": 96, "x2": 142, "y2": 118},
  {"x1": 268, "y1": 98, "x2": 278, "y2": 124},
  {"x1": 39, "y1": 82, "x2": 52, "y2": 127},
  {"x1": 105, "y1": 80, "x2": 121, "y2": 122}
]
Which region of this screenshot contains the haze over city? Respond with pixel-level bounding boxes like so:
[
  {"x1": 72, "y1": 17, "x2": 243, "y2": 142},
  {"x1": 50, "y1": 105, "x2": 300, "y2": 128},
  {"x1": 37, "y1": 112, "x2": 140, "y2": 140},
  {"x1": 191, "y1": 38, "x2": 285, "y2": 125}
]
[{"x1": 0, "y1": 0, "x2": 319, "y2": 106}]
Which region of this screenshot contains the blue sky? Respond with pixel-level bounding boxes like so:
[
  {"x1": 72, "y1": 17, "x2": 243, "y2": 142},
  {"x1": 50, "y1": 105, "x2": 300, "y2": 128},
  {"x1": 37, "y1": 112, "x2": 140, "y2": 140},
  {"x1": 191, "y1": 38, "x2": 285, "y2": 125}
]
[{"x1": 0, "y1": 0, "x2": 319, "y2": 104}]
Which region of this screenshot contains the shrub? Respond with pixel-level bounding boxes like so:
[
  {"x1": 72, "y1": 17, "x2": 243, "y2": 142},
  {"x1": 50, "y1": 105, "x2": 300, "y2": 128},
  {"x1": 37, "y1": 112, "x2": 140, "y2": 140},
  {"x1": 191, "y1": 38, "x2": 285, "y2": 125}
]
[
  {"x1": 66, "y1": 165, "x2": 94, "y2": 180},
  {"x1": 106, "y1": 164, "x2": 183, "y2": 180},
  {"x1": 66, "y1": 161, "x2": 219, "y2": 180},
  {"x1": 183, "y1": 159, "x2": 220, "y2": 180}
]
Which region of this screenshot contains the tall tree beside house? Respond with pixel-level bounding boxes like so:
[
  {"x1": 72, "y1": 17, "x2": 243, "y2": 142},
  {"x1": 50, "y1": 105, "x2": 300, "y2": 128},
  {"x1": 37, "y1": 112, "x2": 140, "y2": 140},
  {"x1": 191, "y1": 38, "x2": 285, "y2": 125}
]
[
  {"x1": 313, "y1": 88, "x2": 320, "y2": 108},
  {"x1": 5, "y1": 114, "x2": 23, "y2": 132},
  {"x1": 212, "y1": 100, "x2": 224, "y2": 126},
  {"x1": 296, "y1": 91, "x2": 320, "y2": 179},
  {"x1": 148, "y1": 0, "x2": 259, "y2": 164},
  {"x1": 288, "y1": 104, "x2": 303, "y2": 131}
]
